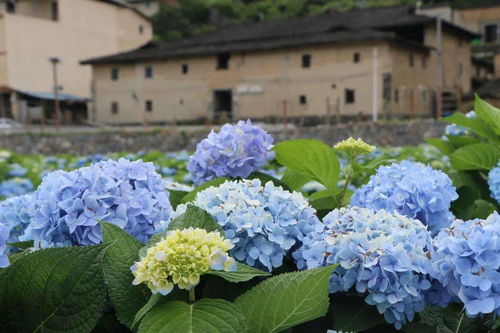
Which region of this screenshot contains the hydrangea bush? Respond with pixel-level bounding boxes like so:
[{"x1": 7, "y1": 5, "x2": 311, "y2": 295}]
[
  {"x1": 0, "y1": 194, "x2": 33, "y2": 246},
  {"x1": 488, "y1": 162, "x2": 500, "y2": 203}
]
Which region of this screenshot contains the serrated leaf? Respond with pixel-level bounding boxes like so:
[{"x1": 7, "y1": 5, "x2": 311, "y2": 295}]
[
  {"x1": 273, "y1": 139, "x2": 340, "y2": 193},
  {"x1": 420, "y1": 305, "x2": 482, "y2": 333},
  {"x1": 138, "y1": 299, "x2": 247, "y2": 333},
  {"x1": 426, "y1": 138, "x2": 456, "y2": 155},
  {"x1": 475, "y1": 94, "x2": 500, "y2": 136},
  {"x1": 181, "y1": 177, "x2": 229, "y2": 203},
  {"x1": 450, "y1": 143, "x2": 500, "y2": 170},
  {"x1": 101, "y1": 221, "x2": 150, "y2": 328},
  {"x1": 7, "y1": 240, "x2": 34, "y2": 250},
  {"x1": 206, "y1": 262, "x2": 270, "y2": 283},
  {"x1": 139, "y1": 205, "x2": 222, "y2": 258},
  {"x1": 131, "y1": 294, "x2": 161, "y2": 331},
  {"x1": 235, "y1": 265, "x2": 336, "y2": 333},
  {"x1": 0, "y1": 244, "x2": 108, "y2": 332},
  {"x1": 169, "y1": 190, "x2": 189, "y2": 210},
  {"x1": 248, "y1": 171, "x2": 291, "y2": 191},
  {"x1": 281, "y1": 170, "x2": 311, "y2": 191},
  {"x1": 331, "y1": 295, "x2": 385, "y2": 332},
  {"x1": 442, "y1": 113, "x2": 499, "y2": 143}
]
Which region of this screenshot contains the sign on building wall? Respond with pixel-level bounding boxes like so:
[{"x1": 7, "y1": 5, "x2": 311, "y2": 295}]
[{"x1": 236, "y1": 85, "x2": 264, "y2": 94}]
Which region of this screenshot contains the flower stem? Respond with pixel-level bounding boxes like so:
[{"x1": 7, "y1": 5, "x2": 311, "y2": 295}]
[
  {"x1": 189, "y1": 287, "x2": 196, "y2": 304},
  {"x1": 341, "y1": 165, "x2": 353, "y2": 205}
]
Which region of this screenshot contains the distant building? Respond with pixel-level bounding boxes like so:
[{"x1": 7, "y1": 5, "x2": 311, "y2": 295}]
[
  {"x1": 82, "y1": 5, "x2": 475, "y2": 125},
  {"x1": 126, "y1": 0, "x2": 177, "y2": 17},
  {"x1": 0, "y1": 0, "x2": 151, "y2": 124}
]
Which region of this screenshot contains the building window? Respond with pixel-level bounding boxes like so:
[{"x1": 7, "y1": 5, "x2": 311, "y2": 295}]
[
  {"x1": 299, "y1": 95, "x2": 307, "y2": 105},
  {"x1": 6, "y1": 1, "x2": 15, "y2": 13},
  {"x1": 353, "y1": 52, "x2": 360, "y2": 63},
  {"x1": 111, "y1": 68, "x2": 119, "y2": 81},
  {"x1": 111, "y1": 102, "x2": 119, "y2": 114},
  {"x1": 139, "y1": 25, "x2": 144, "y2": 34},
  {"x1": 145, "y1": 66, "x2": 153, "y2": 79},
  {"x1": 331, "y1": 84, "x2": 337, "y2": 89},
  {"x1": 145, "y1": 100, "x2": 153, "y2": 112},
  {"x1": 459, "y1": 62, "x2": 463, "y2": 77},
  {"x1": 394, "y1": 89, "x2": 399, "y2": 103},
  {"x1": 485, "y1": 24, "x2": 498, "y2": 43},
  {"x1": 51, "y1": 1, "x2": 58, "y2": 21},
  {"x1": 409, "y1": 53, "x2": 414, "y2": 67},
  {"x1": 301, "y1": 54, "x2": 311, "y2": 68},
  {"x1": 216, "y1": 53, "x2": 230, "y2": 70},
  {"x1": 182, "y1": 64, "x2": 189, "y2": 74},
  {"x1": 345, "y1": 89, "x2": 355, "y2": 104}
]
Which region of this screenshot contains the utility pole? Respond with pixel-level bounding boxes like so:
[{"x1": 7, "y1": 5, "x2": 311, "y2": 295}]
[
  {"x1": 435, "y1": 16, "x2": 443, "y2": 119},
  {"x1": 372, "y1": 47, "x2": 379, "y2": 122},
  {"x1": 49, "y1": 57, "x2": 61, "y2": 130}
]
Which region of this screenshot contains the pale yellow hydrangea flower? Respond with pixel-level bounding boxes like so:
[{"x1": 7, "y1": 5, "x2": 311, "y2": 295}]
[
  {"x1": 334, "y1": 137, "x2": 375, "y2": 158},
  {"x1": 131, "y1": 227, "x2": 236, "y2": 295}
]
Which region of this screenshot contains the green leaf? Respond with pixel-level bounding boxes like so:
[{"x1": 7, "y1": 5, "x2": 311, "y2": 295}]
[
  {"x1": 131, "y1": 294, "x2": 161, "y2": 331},
  {"x1": 450, "y1": 143, "x2": 500, "y2": 171},
  {"x1": 442, "y1": 113, "x2": 499, "y2": 143},
  {"x1": 446, "y1": 136, "x2": 480, "y2": 147},
  {"x1": 169, "y1": 190, "x2": 189, "y2": 210},
  {"x1": 426, "y1": 138, "x2": 456, "y2": 155},
  {"x1": 181, "y1": 177, "x2": 229, "y2": 204},
  {"x1": 248, "y1": 171, "x2": 291, "y2": 191},
  {"x1": 475, "y1": 94, "x2": 500, "y2": 136},
  {"x1": 420, "y1": 305, "x2": 482, "y2": 333},
  {"x1": 281, "y1": 170, "x2": 311, "y2": 191},
  {"x1": 168, "y1": 205, "x2": 223, "y2": 233},
  {"x1": 101, "y1": 221, "x2": 150, "y2": 328},
  {"x1": 235, "y1": 265, "x2": 336, "y2": 333},
  {"x1": 457, "y1": 199, "x2": 496, "y2": 220},
  {"x1": 273, "y1": 139, "x2": 340, "y2": 193},
  {"x1": 331, "y1": 295, "x2": 385, "y2": 332},
  {"x1": 206, "y1": 262, "x2": 270, "y2": 283},
  {"x1": 0, "y1": 244, "x2": 108, "y2": 332},
  {"x1": 138, "y1": 299, "x2": 247, "y2": 333},
  {"x1": 7, "y1": 240, "x2": 34, "y2": 250}
]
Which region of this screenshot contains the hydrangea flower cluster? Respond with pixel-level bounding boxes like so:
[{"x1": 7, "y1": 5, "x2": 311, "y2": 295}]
[
  {"x1": 429, "y1": 212, "x2": 500, "y2": 317},
  {"x1": 443, "y1": 111, "x2": 476, "y2": 138},
  {"x1": 0, "y1": 178, "x2": 34, "y2": 198},
  {"x1": 334, "y1": 137, "x2": 375, "y2": 158},
  {"x1": 351, "y1": 160, "x2": 458, "y2": 235},
  {"x1": 170, "y1": 179, "x2": 320, "y2": 271},
  {"x1": 0, "y1": 221, "x2": 9, "y2": 267},
  {"x1": 131, "y1": 227, "x2": 236, "y2": 295},
  {"x1": 31, "y1": 158, "x2": 171, "y2": 247},
  {"x1": 0, "y1": 194, "x2": 33, "y2": 247},
  {"x1": 293, "y1": 207, "x2": 433, "y2": 329},
  {"x1": 187, "y1": 120, "x2": 274, "y2": 185},
  {"x1": 488, "y1": 162, "x2": 500, "y2": 203}
]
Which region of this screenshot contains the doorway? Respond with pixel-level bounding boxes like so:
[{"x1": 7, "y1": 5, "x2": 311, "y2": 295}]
[{"x1": 213, "y1": 90, "x2": 232, "y2": 123}]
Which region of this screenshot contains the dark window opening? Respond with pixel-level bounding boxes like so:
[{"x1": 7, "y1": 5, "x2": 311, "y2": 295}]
[
  {"x1": 394, "y1": 89, "x2": 399, "y2": 103},
  {"x1": 182, "y1": 64, "x2": 189, "y2": 74},
  {"x1": 213, "y1": 90, "x2": 232, "y2": 122},
  {"x1": 409, "y1": 53, "x2": 414, "y2": 68},
  {"x1": 299, "y1": 95, "x2": 307, "y2": 105},
  {"x1": 145, "y1": 100, "x2": 153, "y2": 112},
  {"x1": 6, "y1": 1, "x2": 15, "y2": 13},
  {"x1": 345, "y1": 89, "x2": 355, "y2": 104},
  {"x1": 139, "y1": 25, "x2": 144, "y2": 34},
  {"x1": 353, "y1": 53, "x2": 360, "y2": 63},
  {"x1": 302, "y1": 54, "x2": 311, "y2": 68},
  {"x1": 331, "y1": 84, "x2": 337, "y2": 89},
  {"x1": 459, "y1": 62, "x2": 463, "y2": 77},
  {"x1": 51, "y1": 2, "x2": 58, "y2": 21},
  {"x1": 217, "y1": 53, "x2": 230, "y2": 70},
  {"x1": 145, "y1": 66, "x2": 153, "y2": 79},
  {"x1": 111, "y1": 68, "x2": 119, "y2": 81},
  {"x1": 485, "y1": 24, "x2": 498, "y2": 43},
  {"x1": 111, "y1": 102, "x2": 119, "y2": 114}
]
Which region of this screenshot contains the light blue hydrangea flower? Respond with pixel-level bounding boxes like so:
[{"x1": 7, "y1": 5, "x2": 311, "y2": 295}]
[
  {"x1": 169, "y1": 179, "x2": 320, "y2": 271},
  {"x1": 430, "y1": 212, "x2": 500, "y2": 317},
  {"x1": 351, "y1": 160, "x2": 458, "y2": 235},
  {"x1": 0, "y1": 194, "x2": 33, "y2": 247},
  {"x1": 443, "y1": 111, "x2": 476, "y2": 138},
  {"x1": 293, "y1": 207, "x2": 433, "y2": 330},
  {"x1": 488, "y1": 162, "x2": 500, "y2": 203},
  {"x1": 187, "y1": 120, "x2": 274, "y2": 185},
  {"x1": 31, "y1": 158, "x2": 171, "y2": 247},
  {"x1": 0, "y1": 178, "x2": 34, "y2": 198},
  {"x1": 0, "y1": 221, "x2": 9, "y2": 267},
  {"x1": 8, "y1": 163, "x2": 27, "y2": 177}
]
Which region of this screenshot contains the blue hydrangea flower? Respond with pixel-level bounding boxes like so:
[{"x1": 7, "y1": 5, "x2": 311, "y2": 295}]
[
  {"x1": 488, "y1": 162, "x2": 500, "y2": 203},
  {"x1": 8, "y1": 163, "x2": 27, "y2": 177},
  {"x1": 0, "y1": 221, "x2": 9, "y2": 267},
  {"x1": 187, "y1": 120, "x2": 274, "y2": 185},
  {"x1": 293, "y1": 207, "x2": 433, "y2": 330},
  {"x1": 0, "y1": 178, "x2": 34, "y2": 198},
  {"x1": 0, "y1": 194, "x2": 33, "y2": 247},
  {"x1": 31, "y1": 158, "x2": 171, "y2": 247},
  {"x1": 429, "y1": 212, "x2": 500, "y2": 317},
  {"x1": 169, "y1": 179, "x2": 320, "y2": 271},
  {"x1": 351, "y1": 160, "x2": 458, "y2": 235},
  {"x1": 443, "y1": 111, "x2": 476, "y2": 138}
]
